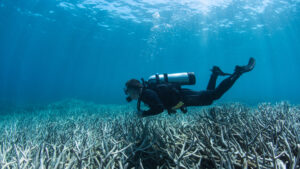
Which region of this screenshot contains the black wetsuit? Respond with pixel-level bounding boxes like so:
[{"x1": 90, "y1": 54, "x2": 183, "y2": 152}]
[{"x1": 139, "y1": 71, "x2": 242, "y2": 117}]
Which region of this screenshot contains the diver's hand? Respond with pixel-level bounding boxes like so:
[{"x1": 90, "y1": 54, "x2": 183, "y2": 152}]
[{"x1": 137, "y1": 110, "x2": 144, "y2": 118}]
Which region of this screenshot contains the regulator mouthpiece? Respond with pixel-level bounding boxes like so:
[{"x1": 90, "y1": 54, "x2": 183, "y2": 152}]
[{"x1": 124, "y1": 87, "x2": 132, "y2": 102}]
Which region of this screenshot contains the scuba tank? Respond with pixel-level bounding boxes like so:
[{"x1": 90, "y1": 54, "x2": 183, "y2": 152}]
[{"x1": 148, "y1": 72, "x2": 196, "y2": 85}]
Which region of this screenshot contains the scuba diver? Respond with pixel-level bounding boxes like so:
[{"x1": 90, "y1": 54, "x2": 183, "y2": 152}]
[{"x1": 124, "y1": 57, "x2": 255, "y2": 117}]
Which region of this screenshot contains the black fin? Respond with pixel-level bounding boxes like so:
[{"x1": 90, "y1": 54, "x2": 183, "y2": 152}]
[
  {"x1": 211, "y1": 66, "x2": 231, "y2": 76},
  {"x1": 235, "y1": 57, "x2": 256, "y2": 74}
]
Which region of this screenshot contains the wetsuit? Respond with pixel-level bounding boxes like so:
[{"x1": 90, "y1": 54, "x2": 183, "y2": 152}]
[{"x1": 139, "y1": 71, "x2": 242, "y2": 117}]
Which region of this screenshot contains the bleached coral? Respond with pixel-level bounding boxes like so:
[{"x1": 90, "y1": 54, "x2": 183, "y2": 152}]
[{"x1": 0, "y1": 100, "x2": 299, "y2": 168}]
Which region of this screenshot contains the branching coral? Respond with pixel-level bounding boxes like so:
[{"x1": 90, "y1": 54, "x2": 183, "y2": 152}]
[{"x1": 0, "y1": 99, "x2": 299, "y2": 169}]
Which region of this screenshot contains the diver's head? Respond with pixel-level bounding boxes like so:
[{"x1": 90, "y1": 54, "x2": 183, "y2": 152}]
[{"x1": 124, "y1": 79, "x2": 143, "y2": 101}]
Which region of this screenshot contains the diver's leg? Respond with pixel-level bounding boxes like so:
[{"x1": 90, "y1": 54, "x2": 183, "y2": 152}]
[
  {"x1": 183, "y1": 58, "x2": 255, "y2": 106},
  {"x1": 207, "y1": 66, "x2": 231, "y2": 90},
  {"x1": 212, "y1": 72, "x2": 242, "y2": 100},
  {"x1": 181, "y1": 74, "x2": 240, "y2": 106},
  {"x1": 184, "y1": 73, "x2": 245, "y2": 106},
  {"x1": 212, "y1": 57, "x2": 255, "y2": 100},
  {"x1": 206, "y1": 74, "x2": 218, "y2": 90},
  {"x1": 182, "y1": 89, "x2": 215, "y2": 106}
]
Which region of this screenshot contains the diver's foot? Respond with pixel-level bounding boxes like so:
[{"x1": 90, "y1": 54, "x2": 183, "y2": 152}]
[
  {"x1": 211, "y1": 66, "x2": 231, "y2": 76},
  {"x1": 234, "y1": 57, "x2": 256, "y2": 74}
]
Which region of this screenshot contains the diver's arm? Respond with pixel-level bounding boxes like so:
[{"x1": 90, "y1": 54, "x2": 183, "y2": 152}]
[{"x1": 140, "y1": 89, "x2": 164, "y2": 117}]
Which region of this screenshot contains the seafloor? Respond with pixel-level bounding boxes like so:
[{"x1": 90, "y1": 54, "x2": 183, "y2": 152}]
[{"x1": 0, "y1": 99, "x2": 299, "y2": 169}]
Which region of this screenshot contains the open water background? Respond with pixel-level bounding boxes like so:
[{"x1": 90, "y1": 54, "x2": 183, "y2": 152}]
[{"x1": 0, "y1": 0, "x2": 300, "y2": 108}]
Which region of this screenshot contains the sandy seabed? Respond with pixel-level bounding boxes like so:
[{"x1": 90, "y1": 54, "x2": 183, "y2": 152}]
[{"x1": 0, "y1": 99, "x2": 299, "y2": 169}]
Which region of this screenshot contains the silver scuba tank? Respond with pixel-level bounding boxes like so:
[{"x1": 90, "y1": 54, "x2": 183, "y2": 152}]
[{"x1": 148, "y1": 72, "x2": 196, "y2": 85}]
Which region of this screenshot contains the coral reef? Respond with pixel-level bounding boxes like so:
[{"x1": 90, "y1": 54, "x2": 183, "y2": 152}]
[{"x1": 0, "y1": 99, "x2": 299, "y2": 169}]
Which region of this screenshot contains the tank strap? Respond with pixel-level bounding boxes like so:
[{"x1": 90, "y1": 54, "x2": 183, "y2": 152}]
[
  {"x1": 137, "y1": 78, "x2": 146, "y2": 111},
  {"x1": 155, "y1": 73, "x2": 160, "y2": 83},
  {"x1": 141, "y1": 78, "x2": 146, "y2": 88},
  {"x1": 164, "y1": 73, "x2": 168, "y2": 82}
]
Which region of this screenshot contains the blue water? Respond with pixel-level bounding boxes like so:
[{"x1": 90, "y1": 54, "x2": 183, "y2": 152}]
[{"x1": 0, "y1": 0, "x2": 300, "y2": 107}]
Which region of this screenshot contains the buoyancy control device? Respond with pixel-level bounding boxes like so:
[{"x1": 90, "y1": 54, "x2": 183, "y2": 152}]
[{"x1": 137, "y1": 72, "x2": 196, "y2": 114}]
